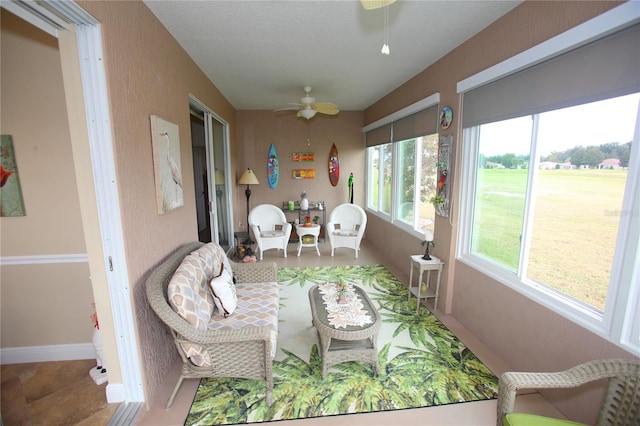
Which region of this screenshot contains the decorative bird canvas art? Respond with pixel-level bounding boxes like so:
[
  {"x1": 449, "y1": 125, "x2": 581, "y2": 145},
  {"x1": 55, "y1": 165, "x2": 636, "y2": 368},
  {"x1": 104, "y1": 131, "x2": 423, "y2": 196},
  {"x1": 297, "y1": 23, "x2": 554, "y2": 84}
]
[{"x1": 150, "y1": 116, "x2": 184, "y2": 214}]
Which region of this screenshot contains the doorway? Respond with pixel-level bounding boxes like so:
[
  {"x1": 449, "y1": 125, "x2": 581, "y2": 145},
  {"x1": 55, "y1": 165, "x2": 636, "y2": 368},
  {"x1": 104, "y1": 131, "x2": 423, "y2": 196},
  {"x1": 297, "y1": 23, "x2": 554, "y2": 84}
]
[{"x1": 189, "y1": 98, "x2": 233, "y2": 251}]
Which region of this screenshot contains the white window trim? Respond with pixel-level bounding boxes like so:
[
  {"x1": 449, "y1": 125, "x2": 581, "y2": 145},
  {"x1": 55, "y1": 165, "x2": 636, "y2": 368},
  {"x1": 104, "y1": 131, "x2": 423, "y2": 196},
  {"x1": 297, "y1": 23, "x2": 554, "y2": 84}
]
[{"x1": 456, "y1": 2, "x2": 640, "y2": 356}]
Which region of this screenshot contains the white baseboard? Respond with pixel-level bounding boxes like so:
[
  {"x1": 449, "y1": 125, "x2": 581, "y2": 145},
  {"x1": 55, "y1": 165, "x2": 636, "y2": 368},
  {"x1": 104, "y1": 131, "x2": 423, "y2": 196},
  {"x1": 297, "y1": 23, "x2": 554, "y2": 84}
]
[
  {"x1": 1, "y1": 343, "x2": 126, "y2": 403},
  {"x1": 0, "y1": 343, "x2": 95, "y2": 364},
  {"x1": 106, "y1": 383, "x2": 126, "y2": 403}
]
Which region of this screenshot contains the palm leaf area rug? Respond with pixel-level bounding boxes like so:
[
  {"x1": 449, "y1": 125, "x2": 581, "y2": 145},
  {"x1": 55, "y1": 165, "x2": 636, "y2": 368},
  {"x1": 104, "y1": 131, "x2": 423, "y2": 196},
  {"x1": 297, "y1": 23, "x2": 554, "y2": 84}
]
[{"x1": 185, "y1": 264, "x2": 498, "y2": 425}]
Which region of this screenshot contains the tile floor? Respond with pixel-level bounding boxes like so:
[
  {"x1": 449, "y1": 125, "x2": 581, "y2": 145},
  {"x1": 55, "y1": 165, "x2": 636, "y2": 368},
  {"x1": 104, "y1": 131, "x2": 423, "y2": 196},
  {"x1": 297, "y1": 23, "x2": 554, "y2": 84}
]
[
  {"x1": 1, "y1": 240, "x2": 563, "y2": 425},
  {"x1": 1, "y1": 358, "x2": 119, "y2": 425}
]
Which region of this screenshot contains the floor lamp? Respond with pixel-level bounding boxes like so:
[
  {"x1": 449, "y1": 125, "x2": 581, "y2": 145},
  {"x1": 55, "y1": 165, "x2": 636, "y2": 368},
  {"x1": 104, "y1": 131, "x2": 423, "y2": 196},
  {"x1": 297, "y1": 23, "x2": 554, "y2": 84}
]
[{"x1": 238, "y1": 168, "x2": 259, "y2": 244}]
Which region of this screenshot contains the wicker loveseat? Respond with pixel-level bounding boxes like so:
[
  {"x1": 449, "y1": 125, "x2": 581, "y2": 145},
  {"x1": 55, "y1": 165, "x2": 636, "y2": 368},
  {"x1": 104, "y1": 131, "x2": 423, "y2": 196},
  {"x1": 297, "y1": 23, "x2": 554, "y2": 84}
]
[{"x1": 146, "y1": 241, "x2": 279, "y2": 408}]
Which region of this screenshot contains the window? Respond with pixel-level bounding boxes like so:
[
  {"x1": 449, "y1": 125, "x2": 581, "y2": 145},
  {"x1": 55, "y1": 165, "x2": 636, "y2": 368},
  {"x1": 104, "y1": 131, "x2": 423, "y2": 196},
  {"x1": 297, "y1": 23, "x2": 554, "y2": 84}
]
[
  {"x1": 367, "y1": 135, "x2": 438, "y2": 234},
  {"x1": 457, "y1": 6, "x2": 640, "y2": 355},
  {"x1": 368, "y1": 142, "x2": 392, "y2": 215},
  {"x1": 469, "y1": 94, "x2": 637, "y2": 313},
  {"x1": 364, "y1": 96, "x2": 439, "y2": 237}
]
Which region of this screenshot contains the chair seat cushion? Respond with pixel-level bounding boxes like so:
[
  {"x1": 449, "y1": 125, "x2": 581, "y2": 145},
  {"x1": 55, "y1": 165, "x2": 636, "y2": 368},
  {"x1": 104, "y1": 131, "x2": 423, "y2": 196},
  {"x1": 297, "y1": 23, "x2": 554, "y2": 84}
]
[
  {"x1": 261, "y1": 230, "x2": 285, "y2": 238},
  {"x1": 333, "y1": 229, "x2": 358, "y2": 237},
  {"x1": 208, "y1": 281, "x2": 279, "y2": 358},
  {"x1": 505, "y1": 414, "x2": 586, "y2": 426}
]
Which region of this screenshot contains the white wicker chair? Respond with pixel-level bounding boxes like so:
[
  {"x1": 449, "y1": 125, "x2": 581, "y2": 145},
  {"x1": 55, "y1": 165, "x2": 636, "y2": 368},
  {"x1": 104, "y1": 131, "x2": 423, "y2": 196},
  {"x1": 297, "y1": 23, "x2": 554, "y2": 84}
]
[
  {"x1": 327, "y1": 203, "x2": 367, "y2": 258},
  {"x1": 497, "y1": 359, "x2": 640, "y2": 426},
  {"x1": 249, "y1": 204, "x2": 292, "y2": 260}
]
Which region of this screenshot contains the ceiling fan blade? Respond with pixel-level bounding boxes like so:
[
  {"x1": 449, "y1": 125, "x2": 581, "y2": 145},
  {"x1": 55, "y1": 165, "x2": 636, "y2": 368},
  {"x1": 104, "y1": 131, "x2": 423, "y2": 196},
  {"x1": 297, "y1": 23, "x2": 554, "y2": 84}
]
[
  {"x1": 360, "y1": 0, "x2": 396, "y2": 10},
  {"x1": 313, "y1": 102, "x2": 339, "y2": 115},
  {"x1": 273, "y1": 106, "x2": 299, "y2": 112},
  {"x1": 313, "y1": 102, "x2": 338, "y2": 109}
]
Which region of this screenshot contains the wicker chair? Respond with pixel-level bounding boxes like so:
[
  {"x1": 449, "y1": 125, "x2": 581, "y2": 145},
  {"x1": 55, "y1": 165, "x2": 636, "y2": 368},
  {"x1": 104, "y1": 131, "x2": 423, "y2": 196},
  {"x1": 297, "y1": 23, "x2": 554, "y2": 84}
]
[
  {"x1": 249, "y1": 204, "x2": 292, "y2": 260},
  {"x1": 497, "y1": 359, "x2": 640, "y2": 426},
  {"x1": 327, "y1": 203, "x2": 367, "y2": 258},
  {"x1": 146, "y1": 241, "x2": 279, "y2": 408}
]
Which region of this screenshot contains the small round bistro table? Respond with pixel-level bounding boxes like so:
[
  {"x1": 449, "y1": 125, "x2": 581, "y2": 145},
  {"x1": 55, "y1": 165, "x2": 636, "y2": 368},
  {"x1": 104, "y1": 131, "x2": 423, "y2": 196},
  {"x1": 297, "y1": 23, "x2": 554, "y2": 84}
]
[{"x1": 295, "y1": 223, "x2": 321, "y2": 256}]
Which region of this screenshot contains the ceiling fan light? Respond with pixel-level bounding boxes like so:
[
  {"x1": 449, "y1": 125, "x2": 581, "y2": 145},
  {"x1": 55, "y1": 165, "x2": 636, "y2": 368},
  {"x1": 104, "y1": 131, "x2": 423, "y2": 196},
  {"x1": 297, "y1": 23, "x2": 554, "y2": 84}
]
[{"x1": 299, "y1": 109, "x2": 316, "y2": 119}]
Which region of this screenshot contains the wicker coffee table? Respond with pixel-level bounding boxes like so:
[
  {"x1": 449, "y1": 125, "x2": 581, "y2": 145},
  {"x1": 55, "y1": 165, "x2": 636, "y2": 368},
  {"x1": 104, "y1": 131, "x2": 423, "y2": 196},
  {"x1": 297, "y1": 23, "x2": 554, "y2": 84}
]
[{"x1": 308, "y1": 283, "x2": 381, "y2": 378}]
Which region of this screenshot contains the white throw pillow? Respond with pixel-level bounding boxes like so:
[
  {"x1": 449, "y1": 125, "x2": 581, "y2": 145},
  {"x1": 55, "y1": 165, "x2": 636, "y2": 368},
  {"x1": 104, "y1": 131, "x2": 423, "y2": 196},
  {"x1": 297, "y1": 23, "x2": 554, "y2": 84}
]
[{"x1": 209, "y1": 267, "x2": 237, "y2": 317}]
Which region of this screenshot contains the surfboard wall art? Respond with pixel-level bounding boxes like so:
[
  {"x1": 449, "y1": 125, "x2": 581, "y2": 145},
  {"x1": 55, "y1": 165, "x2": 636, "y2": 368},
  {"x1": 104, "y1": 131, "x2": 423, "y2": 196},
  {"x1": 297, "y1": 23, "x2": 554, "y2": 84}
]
[
  {"x1": 267, "y1": 144, "x2": 279, "y2": 188},
  {"x1": 328, "y1": 143, "x2": 339, "y2": 187}
]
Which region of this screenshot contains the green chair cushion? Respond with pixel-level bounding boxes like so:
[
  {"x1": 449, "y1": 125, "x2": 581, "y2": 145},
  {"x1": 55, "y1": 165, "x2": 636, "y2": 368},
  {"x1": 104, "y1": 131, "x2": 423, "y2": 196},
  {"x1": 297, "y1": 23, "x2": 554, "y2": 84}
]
[{"x1": 505, "y1": 413, "x2": 587, "y2": 426}]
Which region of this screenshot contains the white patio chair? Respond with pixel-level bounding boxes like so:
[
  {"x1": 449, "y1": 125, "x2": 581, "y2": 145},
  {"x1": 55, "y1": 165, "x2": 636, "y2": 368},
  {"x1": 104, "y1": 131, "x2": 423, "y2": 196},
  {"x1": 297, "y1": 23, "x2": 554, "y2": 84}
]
[
  {"x1": 327, "y1": 203, "x2": 367, "y2": 258},
  {"x1": 249, "y1": 204, "x2": 292, "y2": 260}
]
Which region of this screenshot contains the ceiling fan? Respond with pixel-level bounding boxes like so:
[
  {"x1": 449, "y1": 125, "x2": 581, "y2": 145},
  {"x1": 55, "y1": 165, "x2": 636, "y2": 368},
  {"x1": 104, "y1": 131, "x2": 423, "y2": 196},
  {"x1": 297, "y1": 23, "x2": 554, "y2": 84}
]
[{"x1": 276, "y1": 86, "x2": 339, "y2": 120}]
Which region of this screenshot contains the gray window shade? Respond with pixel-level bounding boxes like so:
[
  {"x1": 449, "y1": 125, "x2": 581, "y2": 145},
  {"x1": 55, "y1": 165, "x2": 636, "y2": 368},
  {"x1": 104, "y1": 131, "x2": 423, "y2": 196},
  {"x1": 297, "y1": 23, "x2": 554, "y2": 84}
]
[
  {"x1": 365, "y1": 123, "x2": 392, "y2": 147},
  {"x1": 462, "y1": 23, "x2": 640, "y2": 128},
  {"x1": 392, "y1": 105, "x2": 439, "y2": 142},
  {"x1": 365, "y1": 105, "x2": 439, "y2": 147}
]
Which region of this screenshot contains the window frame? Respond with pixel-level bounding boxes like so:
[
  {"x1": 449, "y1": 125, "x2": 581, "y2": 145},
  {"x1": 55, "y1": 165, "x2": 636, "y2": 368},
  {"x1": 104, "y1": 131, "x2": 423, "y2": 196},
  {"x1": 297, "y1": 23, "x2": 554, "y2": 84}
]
[
  {"x1": 364, "y1": 94, "x2": 440, "y2": 239},
  {"x1": 456, "y1": 3, "x2": 640, "y2": 356}
]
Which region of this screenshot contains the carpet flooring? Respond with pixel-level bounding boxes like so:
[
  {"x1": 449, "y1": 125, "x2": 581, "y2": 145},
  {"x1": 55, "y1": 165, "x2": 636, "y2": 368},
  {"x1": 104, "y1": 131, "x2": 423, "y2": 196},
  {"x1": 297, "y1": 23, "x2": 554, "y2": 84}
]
[{"x1": 185, "y1": 264, "x2": 498, "y2": 425}]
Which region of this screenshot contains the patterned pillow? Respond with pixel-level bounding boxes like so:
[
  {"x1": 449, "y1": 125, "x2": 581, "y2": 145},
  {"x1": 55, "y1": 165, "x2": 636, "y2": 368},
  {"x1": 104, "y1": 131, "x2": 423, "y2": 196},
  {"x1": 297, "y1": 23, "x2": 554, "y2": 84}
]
[
  {"x1": 210, "y1": 266, "x2": 237, "y2": 317},
  {"x1": 167, "y1": 253, "x2": 214, "y2": 366},
  {"x1": 191, "y1": 242, "x2": 232, "y2": 281}
]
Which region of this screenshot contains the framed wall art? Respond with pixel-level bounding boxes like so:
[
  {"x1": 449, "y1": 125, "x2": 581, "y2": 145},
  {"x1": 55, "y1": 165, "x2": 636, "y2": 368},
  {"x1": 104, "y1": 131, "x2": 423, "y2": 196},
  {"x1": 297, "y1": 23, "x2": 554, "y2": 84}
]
[
  {"x1": 292, "y1": 169, "x2": 315, "y2": 179},
  {"x1": 150, "y1": 115, "x2": 183, "y2": 214},
  {"x1": 0, "y1": 135, "x2": 26, "y2": 217},
  {"x1": 292, "y1": 152, "x2": 314, "y2": 162}
]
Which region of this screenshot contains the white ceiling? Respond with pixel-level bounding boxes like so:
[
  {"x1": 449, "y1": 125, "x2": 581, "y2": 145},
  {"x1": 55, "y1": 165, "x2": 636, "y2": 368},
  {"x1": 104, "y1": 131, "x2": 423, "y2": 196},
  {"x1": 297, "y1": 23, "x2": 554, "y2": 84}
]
[{"x1": 143, "y1": 0, "x2": 521, "y2": 113}]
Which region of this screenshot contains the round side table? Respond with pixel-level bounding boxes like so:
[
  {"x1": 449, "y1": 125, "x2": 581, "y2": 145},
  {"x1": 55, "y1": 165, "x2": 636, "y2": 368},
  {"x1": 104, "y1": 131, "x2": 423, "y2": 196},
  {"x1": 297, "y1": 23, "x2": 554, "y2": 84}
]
[{"x1": 295, "y1": 224, "x2": 321, "y2": 256}]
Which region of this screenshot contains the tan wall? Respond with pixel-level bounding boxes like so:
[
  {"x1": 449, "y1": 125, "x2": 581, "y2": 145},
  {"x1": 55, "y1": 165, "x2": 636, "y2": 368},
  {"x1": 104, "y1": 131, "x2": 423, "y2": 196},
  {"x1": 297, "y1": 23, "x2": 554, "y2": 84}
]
[
  {"x1": 0, "y1": 11, "x2": 94, "y2": 347},
  {"x1": 235, "y1": 111, "x2": 365, "y2": 224},
  {"x1": 363, "y1": 1, "x2": 636, "y2": 424},
  {"x1": 77, "y1": 0, "x2": 237, "y2": 407}
]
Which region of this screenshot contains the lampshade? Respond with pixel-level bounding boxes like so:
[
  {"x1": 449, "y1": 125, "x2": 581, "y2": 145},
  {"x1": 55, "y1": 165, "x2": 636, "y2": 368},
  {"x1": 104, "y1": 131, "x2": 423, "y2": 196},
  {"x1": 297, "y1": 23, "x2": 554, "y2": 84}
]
[
  {"x1": 424, "y1": 230, "x2": 434, "y2": 242},
  {"x1": 238, "y1": 168, "x2": 259, "y2": 185}
]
